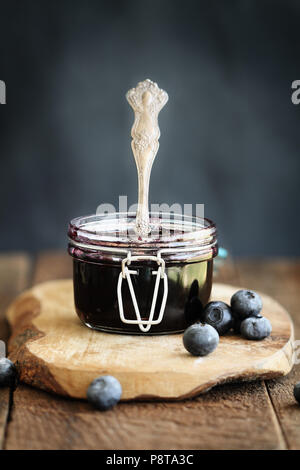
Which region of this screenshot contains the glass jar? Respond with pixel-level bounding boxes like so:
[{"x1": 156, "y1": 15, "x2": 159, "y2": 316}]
[{"x1": 68, "y1": 212, "x2": 217, "y2": 335}]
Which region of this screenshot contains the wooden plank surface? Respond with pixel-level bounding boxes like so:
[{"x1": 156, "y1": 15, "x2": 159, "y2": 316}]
[
  {"x1": 0, "y1": 254, "x2": 32, "y2": 449},
  {"x1": 4, "y1": 374, "x2": 285, "y2": 450},
  {"x1": 4, "y1": 252, "x2": 288, "y2": 450}
]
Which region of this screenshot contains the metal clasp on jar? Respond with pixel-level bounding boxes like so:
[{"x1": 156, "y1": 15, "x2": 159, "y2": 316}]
[{"x1": 117, "y1": 251, "x2": 168, "y2": 333}]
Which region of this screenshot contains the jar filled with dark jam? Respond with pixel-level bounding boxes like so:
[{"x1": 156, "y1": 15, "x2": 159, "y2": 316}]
[{"x1": 68, "y1": 212, "x2": 217, "y2": 335}]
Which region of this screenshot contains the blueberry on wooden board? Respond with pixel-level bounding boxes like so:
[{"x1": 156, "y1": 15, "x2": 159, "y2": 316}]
[
  {"x1": 231, "y1": 289, "x2": 263, "y2": 320},
  {"x1": 0, "y1": 358, "x2": 18, "y2": 389},
  {"x1": 87, "y1": 375, "x2": 122, "y2": 411},
  {"x1": 240, "y1": 316, "x2": 272, "y2": 340},
  {"x1": 202, "y1": 301, "x2": 233, "y2": 335},
  {"x1": 233, "y1": 313, "x2": 263, "y2": 334},
  {"x1": 183, "y1": 323, "x2": 219, "y2": 356}
]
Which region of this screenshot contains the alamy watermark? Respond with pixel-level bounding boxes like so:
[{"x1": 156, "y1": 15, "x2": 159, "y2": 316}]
[
  {"x1": 96, "y1": 196, "x2": 204, "y2": 219},
  {"x1": 291, "y1": 80, "x2": 300, "y2": 104},
  {"x1": 0, "y1": 80, "x2": 6, "y2": 104},
  {"x1": 96, "y1": 196, "x2": 205, "y2": 239}
]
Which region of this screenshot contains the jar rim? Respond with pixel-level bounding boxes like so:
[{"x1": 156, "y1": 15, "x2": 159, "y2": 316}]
[
  {"x1": 69, "y1": 211, "x2": 216, "y2": 245},
  {"x1": 68, "y1": 212, "x2": 217, "y2": 263}
]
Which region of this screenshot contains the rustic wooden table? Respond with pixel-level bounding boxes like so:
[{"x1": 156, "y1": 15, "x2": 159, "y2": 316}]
[{"x1": 0, "y1": 252, "x2": 299, "y2": 450}]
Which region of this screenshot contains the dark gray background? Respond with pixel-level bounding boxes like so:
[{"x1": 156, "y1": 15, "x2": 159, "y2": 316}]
[{"x1": 0, "y1": 0, "x2": 300, "y2": 255}]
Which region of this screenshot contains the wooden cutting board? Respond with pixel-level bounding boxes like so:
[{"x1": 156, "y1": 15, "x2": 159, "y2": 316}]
[{"x1": 6, "y1": 280, "x2": 294, "y2": 401}]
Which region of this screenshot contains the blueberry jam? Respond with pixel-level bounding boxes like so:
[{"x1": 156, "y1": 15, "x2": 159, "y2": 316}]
[{"x1": 68, "y1": 213, "x2": 217, "y2": 335}]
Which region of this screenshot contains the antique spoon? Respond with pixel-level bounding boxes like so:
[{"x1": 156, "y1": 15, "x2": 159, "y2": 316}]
[{"x1": 126, "y1": 79, "x2": 168, "y2": 237}]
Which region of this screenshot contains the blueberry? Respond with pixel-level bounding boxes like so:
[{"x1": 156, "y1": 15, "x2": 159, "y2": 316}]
[
  {"x1": 294, "y1": 382, "x2": 300, "y2": 405},
  {"x1": 231, "y1": 289, "x2": 262, "y2": 320},
  {"x1": 233, "y1": 313, "x2": 263, "y2": 334},
  {"x1": 183, "y1": 323, "x2": 219, "y2": 356},
  {"x1": 87, "y1": 375, "x2": 122, "y2": 411},
  {"x1": 0, "y1": 358, "x2": 18, "y2": 389},
  {"x1": 202, "y1": 301, "x2": 233, "y2": 335},
  {"x1": 240, "y1": 316, "x2": 272, "y2": 340}
]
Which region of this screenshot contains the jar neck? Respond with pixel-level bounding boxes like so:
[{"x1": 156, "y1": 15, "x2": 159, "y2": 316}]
[{"x1": 68, "y1": 239, "x2": 218, "y2": 265}]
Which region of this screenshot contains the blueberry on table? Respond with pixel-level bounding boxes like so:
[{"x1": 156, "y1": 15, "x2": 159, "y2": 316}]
[
  {"x1": 203, "y1": 301, "x2": 233, "y2": 335},
  {"x1": 294, "y1": 382, "x2": 300, "y2": 405},
  {"x1": 233, "y1": 313, "x2": 262, "y2": 334},
  {"x1": 240, "y1": 316, "x2": 272, "y2": 340},
  {"x1": 231, "y1": 289, "x2": 262, "y2": 320},
  {"x1": 183, "y1": 323, "x2": 219, "y2": 356},
  {"x1": 87, "y1": 375, "x2": 122, "y2": 411},
  {"x1": 0, "y1": 358, "x2": 18, "y2": 389}
]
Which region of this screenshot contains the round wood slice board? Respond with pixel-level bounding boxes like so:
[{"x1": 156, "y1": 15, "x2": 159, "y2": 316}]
[{"x1": 6, "y1": 280, "x2": 294, "y2": 401}]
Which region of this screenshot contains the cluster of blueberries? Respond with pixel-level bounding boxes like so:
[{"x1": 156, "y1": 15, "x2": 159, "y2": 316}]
[
  {"x1": 0, "y1": 288, "x2": 299, "y2": 411},
  {"x1": 183, "y1": 289, "x2": 272, "y2": 357}
]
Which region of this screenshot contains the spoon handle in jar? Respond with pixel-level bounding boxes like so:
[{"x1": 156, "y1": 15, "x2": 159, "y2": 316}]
[{"x1": 126, "y1": 79, "x2": 168, "y2": 236}]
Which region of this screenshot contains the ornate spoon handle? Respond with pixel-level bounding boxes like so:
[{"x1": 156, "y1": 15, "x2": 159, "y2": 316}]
[{"x1": 126, "y1": 79, "x2": 168, "y2": 236}]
